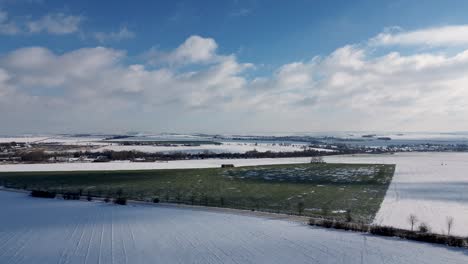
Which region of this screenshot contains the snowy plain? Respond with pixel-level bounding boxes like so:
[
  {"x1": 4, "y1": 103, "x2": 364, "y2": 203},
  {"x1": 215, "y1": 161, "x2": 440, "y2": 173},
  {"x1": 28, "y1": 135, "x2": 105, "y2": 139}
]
[
  {"x1": 2, "y1": 152, "x2": 468, "y2": 236},
  {"x1": 91, "y1": 142, "x2": 319, "y2": 154},
  {"x1": 324, "y1": 152, "x2": 468, "y2": 236},
  {"x1": 0, "y1": 190, "x2": 466, "y2": 264},
  {"x1": 0, "y1": 136, "x2": 49, "y2": 143},
  {"x1": 0, "y1": 136, "x2": 335, "y2": 153}
]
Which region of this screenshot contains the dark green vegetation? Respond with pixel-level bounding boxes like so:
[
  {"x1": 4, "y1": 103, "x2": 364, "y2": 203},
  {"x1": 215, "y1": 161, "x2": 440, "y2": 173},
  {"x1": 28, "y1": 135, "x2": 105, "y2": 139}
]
[
  {"x1": 0, "y1": 163, "x2": 394, "y2": 223},
  {"x1": 30, "y1": 190, "x2": 56, "y2": 198}
]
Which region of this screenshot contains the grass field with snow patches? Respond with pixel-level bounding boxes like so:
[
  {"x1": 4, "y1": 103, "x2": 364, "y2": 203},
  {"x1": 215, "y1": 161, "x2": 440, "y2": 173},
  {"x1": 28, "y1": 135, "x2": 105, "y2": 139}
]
[
  {"x1": 0, "y1": 163, "x2": 394, "y2": 222},
  {"x1": 324, "y1": 152, "x2": 468, "y2": 236},
  {"x1": 0, "y1": 191, "x2": 467, "y2": 264}
]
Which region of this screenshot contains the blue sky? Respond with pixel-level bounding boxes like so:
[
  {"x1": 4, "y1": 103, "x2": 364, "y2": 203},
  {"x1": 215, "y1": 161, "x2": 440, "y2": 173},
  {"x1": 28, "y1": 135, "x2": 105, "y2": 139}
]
[
  {"x1": 3, "y1": 0, "x2": 468, "y2": 67},
  {"x1": 2, "y1": 0, "x2": 468, "y2": 134}
]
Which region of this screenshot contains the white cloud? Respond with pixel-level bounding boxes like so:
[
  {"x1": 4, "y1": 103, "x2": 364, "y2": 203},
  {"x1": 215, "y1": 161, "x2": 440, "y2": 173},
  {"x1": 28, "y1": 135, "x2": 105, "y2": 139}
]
[
  {"x1": 3, "y1": 33, "x2": 468, "y2": 133},
  {"x1": 27, "y1": 13, "x2": 83, "y2": 34},
  {"x1": 159, "y1": 35, "x2": 218, "y2": 65},
  {"x1": 94, "y1": 26, "x2": 135, "y2": 43},
  {"x1": 0, "y1": 9, "x2": 83, "y2": 35},
  {"x1": 0, "y1": 36, "x2": 255, "y2": 132},
  {"x1": 170, "y1": 35, "x2": 219, "y2": 64},
  {"x1": 231, "y1": 44, "x2": 468, "y2": 131},
  {"x1": 371, "y1": 25, "x2": 468, "y2": 47},
  {"x1": 147, "y1": 35, "x2": 220, "y2": 66}
]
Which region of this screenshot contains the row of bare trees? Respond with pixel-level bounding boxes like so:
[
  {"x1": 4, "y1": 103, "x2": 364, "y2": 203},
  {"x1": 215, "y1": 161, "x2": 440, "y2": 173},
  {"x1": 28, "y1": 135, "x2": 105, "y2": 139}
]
[{"x1": 408, "y1": 214, "x2": 454, "y2": 235}]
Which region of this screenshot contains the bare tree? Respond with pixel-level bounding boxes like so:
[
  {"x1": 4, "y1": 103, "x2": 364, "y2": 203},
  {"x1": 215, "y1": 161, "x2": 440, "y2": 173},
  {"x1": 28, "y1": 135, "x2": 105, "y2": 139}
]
[
  {"x1": 297, "y1": 201, "x2": 305, "y2": 215},
  {"x1": 408, "y1": 214, "x2": 418, "y2": 231},
  {"x1": 446, "y1": 216, "x2": 454, "y2": 235},
  {"x1": 345, "y1": 209, "x2": 353, "y2": 222}
]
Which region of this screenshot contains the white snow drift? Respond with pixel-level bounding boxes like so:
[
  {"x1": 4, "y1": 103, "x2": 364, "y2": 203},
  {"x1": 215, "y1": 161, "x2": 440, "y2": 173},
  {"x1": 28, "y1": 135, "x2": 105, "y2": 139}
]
[{"x1": 0, "y1": 191, "x2": 466, "y2": 264}]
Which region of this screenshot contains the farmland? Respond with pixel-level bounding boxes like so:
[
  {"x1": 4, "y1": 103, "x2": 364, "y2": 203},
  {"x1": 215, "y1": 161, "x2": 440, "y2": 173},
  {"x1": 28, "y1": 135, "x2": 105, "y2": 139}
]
[
  {"x1": 0, "y1": 190, "x2": 466, "y2": 264},
  {"x1": 324, "y1": 152, "x2": 468, "y2": 236},
  {"x1": 0, "y1": 163, "x2": 394, "y2": 223}
]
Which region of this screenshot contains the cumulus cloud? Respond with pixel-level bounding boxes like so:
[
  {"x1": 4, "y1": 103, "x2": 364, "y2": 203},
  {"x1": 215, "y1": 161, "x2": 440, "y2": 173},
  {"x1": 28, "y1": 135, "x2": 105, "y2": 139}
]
[
  {"x1": 147, "y1": 35, "x2": 221, "y2": 66},
  {"x1": 0, "y1": 36, "x2": 255, "y2": 132},
  {"x1": 229, "y1": 43, "x2": 468, "y2": 131},
  {"x1": 370, "y1": 25, "x2": 468, "y2": 47},
  {"x1": 27, "y1": 13, "x2": 83, "y2": 34},
  {"x1": 2, "y1": 33, "x2": 468, "y2": 133},
  {"x1": 94, "y1": 26, "x2": 135, "y2": 43}
]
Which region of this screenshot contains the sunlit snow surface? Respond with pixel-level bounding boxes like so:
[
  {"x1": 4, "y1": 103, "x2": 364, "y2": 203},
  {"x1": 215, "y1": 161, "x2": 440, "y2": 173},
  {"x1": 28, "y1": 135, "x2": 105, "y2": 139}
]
[
  {"x1": 325, "y1": 152, "x2": 468, "y2": 236},
  {"x1": 2, "y1": 152, "x2": 468, "y2": 236},
  {"x1": 0, "y1": 191, "x2": 466, "y2": 264}
]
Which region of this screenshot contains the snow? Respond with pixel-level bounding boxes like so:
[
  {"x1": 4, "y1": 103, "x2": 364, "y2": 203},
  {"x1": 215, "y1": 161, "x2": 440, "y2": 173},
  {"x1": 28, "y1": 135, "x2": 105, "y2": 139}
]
[
  {"x1": 2, "y1": 150, "x2": 468, "y2": 237},
  {"x1": 0, "y1": 136, "x2": 107, "y2": 145},
  {"x1": 92, "y1": 142, "x2": 335, "y2": 154},
  {"x1": 0, "y1": 157, "x2": 313, "y2": 172},
  {"x1": 0, "y1": 137, "x2": 49, "y2": 143},
  {"x1": 0, "y1": 190, "x2": 466, "y2": 264},
  {"x1": 324, "y1": 152, "x2": 468, "y2": 236}
]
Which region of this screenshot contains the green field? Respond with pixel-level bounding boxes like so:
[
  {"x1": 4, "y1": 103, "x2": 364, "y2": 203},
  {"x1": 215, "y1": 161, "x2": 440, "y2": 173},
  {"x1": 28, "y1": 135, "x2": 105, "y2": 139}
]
[{"x1": 0, "y1": 163, "x2": 394, "y2": 223}]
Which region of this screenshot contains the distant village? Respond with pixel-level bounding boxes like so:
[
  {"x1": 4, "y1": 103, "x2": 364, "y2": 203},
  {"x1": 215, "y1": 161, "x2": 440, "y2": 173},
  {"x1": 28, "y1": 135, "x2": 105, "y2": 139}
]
[{"x1": 1, "y1": 139, "x2": 468, "y2": 164}]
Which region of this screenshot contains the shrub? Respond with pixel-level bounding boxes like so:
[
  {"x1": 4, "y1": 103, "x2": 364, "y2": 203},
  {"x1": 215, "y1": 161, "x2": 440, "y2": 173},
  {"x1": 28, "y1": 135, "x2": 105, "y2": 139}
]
[
  {"x1": 370, "y1": 225, "x2": 396, "y2": 237},
  {"x1": 63, "y1": 192, "x2": 80, "y2": 200},
  {"x1": 308, "y1": 218, "x2": 369, "y2": 233},
  {"x1": 21, "y1": 150, "x2": 47, "y2": 162},
  {"x1": 446, "y1": 237, "x2": 465, "y2": 247},
  {"x1": 418, "y1": 223, "x2": 430, "y2": 233},
  {"x1": 308, "y1": 218, "x2": 318, "y2": 225},
  {"x1": 412, "y1": 233, "x2": 445, "y2": 244},
  {"x1": 153, "y1": 197, "x2": 160, "y2": 203},
  {"x1": 30, "y1": 190, "x2": 56, "y2": 199},
  {"x1": 322, "y1": 219, "x2": 334, "y2": 228},
  {"x1": 308, "y1": 218, "x2": 466, "y2": 248},
  {"x1": 104, "y1": 197, "x2": 111, "y2": 203},
  {"x1": 113, "y1": 197, "x2": 127, "y2": 205},
  {"x1": 87, "y1": 195, "x2": 93, "y2": 201},
  {"x1": 334, "y1": 221, "x2": 350, "y2": 230}
]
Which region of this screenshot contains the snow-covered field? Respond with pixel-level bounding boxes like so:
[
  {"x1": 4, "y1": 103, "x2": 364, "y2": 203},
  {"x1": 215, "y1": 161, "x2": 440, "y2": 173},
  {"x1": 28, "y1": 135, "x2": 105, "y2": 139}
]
[
  {"x1": 92, "y1": 142, "x2": 333, "y2": 154},
  {"x1": 0, "y1": 190, "x2": 466, "y2": 264},
  {"x1": 2, "y1": 151, "x2": 468, "y2": 237},
  {"x1": 324, "y1": 152, "x2": 468, "y2": 236},
  {"x1": 0, "y1": 157, "x2": 313, "y2": 171},
  {"x1": 0, "y1": 136, "x2": 107, "y2": 145},
  {"x1": 0, "y1": 135, "x2": 335, "y2": 153},
  {"x1": 0, "y1": 136, "x2": 49, "y2": 143}
]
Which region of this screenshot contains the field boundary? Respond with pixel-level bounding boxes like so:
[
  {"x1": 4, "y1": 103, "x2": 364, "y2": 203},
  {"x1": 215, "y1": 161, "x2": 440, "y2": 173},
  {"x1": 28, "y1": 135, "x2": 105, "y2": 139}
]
[{"x1": 308, "y1": 218, "x2": 468, "y2": 248}]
